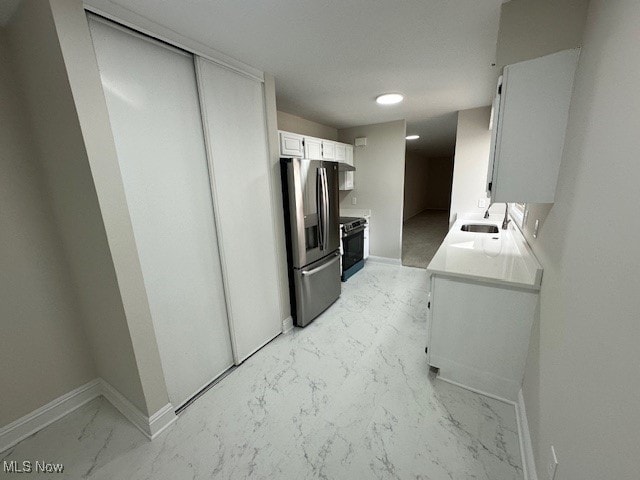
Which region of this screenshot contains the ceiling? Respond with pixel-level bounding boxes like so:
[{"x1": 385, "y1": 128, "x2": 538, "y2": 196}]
[{"x1": 9, "y1": 0, "x2": 505, "y2": 156}]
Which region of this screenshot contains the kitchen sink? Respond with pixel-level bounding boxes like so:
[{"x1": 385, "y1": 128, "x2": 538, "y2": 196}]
[{"x1": 461, "y1": 224, "x2": 499, "y2": 233}]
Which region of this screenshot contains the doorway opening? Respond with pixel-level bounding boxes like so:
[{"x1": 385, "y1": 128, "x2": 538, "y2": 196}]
[{"x1": 401, "y1": 152, "x2": 454, "y2": 268}]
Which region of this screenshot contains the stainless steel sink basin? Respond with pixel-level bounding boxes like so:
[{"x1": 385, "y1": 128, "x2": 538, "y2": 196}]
[{"x1": 461, "y1": 224, "x2": 499, "y2": 233}]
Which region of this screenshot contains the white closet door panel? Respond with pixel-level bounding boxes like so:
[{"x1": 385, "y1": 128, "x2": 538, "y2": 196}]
[
  {"x1": 88, "y1": 17, "x2": 233, "y2": 408},
  {"x1": 196, "y1": 57, "x2": 281, "y2": 362}
]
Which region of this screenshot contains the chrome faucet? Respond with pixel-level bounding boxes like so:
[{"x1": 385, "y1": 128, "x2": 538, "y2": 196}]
[
  {"x1": 483, "y1": 202, "x2": 493, "y2": 219},
  {"x1": 484, "y1": 202, "x2": 511, "y2": 229},
  {"x1": 502, "y1": 203, "x2": 511, "y2": 230}
]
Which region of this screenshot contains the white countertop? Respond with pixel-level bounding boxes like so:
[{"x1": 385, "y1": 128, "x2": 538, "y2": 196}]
[
  {"x1": 340, "y1": 208, "x2": 371, "y2": 219},
  {"x1": 427, "y1": 214, "x2": 543, "y2": 290}
]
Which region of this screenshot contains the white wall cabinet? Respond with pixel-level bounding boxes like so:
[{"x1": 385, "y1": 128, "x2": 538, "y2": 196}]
[
  {"x1": 279, "y1": 131, "x2": 304, "y2": 157},
  {"x1": 279, "y1": 131, "x2": 355, "y2": 190},
  {"x1": 345, "y1": 145, "x2": 354, "y2": 166},
  {"x1": 339, "y1": 171, "x2": 354, "y2": 191},
  {"x1": 339, "y1": 145, "x2": 355, "y2": 191},
  {"x1": 304, "y1": 136, "x2": 323, "y2": 160},
  {"x1": 322, "y1": 140, "x2": 336, "y2": 159},
  {"x1": 487, "y1": 48, "x2": 580, "y2": 203}
]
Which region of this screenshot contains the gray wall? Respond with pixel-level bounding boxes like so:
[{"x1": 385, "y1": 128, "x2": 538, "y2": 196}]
[
  {"x1": 449, "y1": 107, "x2": 500, "y2": 224},
  {"x1": 277, "y1": 111, "x2": 338, "y2": 141},
  {"x1": 520, "y1": 1, "x2": 640, "y2": 478},
  {"x1": 496, "y1": 0, "x2": 589, "y2": 69},
  {"x1": 7, "y1": 0, "x2": 170, "y2": 417},
  {"x1": 339, "y1": 120, "x2": 407, "y2": 260},
  {"x1": 0, "y1": 27, "x2": 96, "y2": 426}
]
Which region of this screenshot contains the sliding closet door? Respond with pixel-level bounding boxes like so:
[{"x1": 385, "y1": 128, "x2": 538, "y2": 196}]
[
  {"x1": 88, "y1": 17, "x2": 233, "y2": 409},
  {"x1": 196, "y1": 58, "x2": 282, "y2": 361}
]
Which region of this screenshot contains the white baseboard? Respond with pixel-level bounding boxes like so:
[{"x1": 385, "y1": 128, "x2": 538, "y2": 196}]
[
  {"x1": 436, "y1": 376, "x2": 516, "y2": 407},
  {"x1": 367, "y1": 255, "x2": 402, "y2": 266},
  {"x1": 0, "y1": 379, "x2": 102, "y2": 453},
  {"x1": 99, "y1": 379, "x2": 176, "y2": 439},
  {"x1": 516, "y1": 389, "x2": 538, "y2": 480},
  {"x1": 0, "y1": 378, "x2": 177, "y2": 453},
  {"x1": 282, "y1": 316, "x2": 294, "y2": 334}
]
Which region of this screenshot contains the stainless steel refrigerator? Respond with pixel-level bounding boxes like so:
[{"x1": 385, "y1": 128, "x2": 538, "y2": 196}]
[{"x1": 281, "y1": 158, "x2": 341, "y2": 327}]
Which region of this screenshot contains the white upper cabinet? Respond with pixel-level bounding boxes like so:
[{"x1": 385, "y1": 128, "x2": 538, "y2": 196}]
[
  {"x1": 488, "y1": 48, "x2": 580, "y2": 203},
  {"x1": 304, "y1": 136, "x2": 323, "y2": 160},
  {"x1": 335, "y1": 143, "x2": 346, "y2": 162},
  {"x1": 279, "y1": 131, "x2": 304, "y2": 157},
  {"x1": 345, "y1": 144, "x2": 354, "y2": 166},
  {"x1": 322, "y1": 140, "x2": 336, "y2": 160}
]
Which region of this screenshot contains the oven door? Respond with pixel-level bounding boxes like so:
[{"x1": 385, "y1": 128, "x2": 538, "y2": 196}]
[{"x1": 341, "y1": 225, "x2": 365, "y2": 272}]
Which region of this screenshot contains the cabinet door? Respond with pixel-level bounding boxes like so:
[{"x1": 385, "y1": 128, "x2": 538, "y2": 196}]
[
  {"x1": 280, "y1": 131, "x2": 304, "y2": 157},
  {"x1": 322, "y1": 140, "x2": 336, "y2": 159},
  {"x1": 345, "y1": 145, "x2": 354, "y2": 166},
  {"x1": 491, "y1": 49, "x2": 579, "y2": 203},
  {"x1": 335, "y1": 143, "x2": 346, "y2": 162},
  {"x1": 197, "y1": 57, "x2": 282, "y2": 363},
  {"x1": 487, "y1": 77, "x2": 502, "y2": 196},
  {"x1": 363, "y1": 224, "x2": 370, "y2": 259},
  {"x1": 345, "y1": 171, "x2": 354, "y2": 189},
  {"x1": 304, "y1": 137, "x2": 323, "y2": 160}
]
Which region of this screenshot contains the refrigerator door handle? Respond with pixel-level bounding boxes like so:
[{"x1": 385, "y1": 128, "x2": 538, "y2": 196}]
[
  {"x1": 316, "y1": 167, "x2": 324, "y2": 250},
  {"x1": 301, "y1": 252, "x2": 340, "y2": 276},
  {"x1": 321, "y1": 167, "x2": 329, "y2": 251}
]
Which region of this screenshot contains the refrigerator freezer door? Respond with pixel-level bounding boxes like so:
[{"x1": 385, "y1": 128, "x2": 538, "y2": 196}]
[{"x1": 293, "y1": 252, "x2": 341, "y2": 327}]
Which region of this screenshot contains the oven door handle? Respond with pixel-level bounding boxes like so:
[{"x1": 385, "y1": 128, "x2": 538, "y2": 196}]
[{"x1": 342, "y1": 225, "x2": 366, "y2": 237}]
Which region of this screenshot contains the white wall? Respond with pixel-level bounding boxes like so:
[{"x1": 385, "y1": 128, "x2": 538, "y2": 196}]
[
  {"x1": 403, "y1": 151, "x2": 430, "y2": 221},
  {"x1": 338, "y1": 120, "x2": 406, "y2": 260},
  {"x1": 496, "y1": 0, "x2": 589, "y2": 69},
  {"x1": 0, "y1": 27, "x2": 96, "y2": 426},
  {"x1": 520, "y1": 1, "x2": 640, "y2": 478},
  {"x1": 7, "y1": 0, "x2": 170, "y2": 416},
  {"x1": 265, "y1": 79, "x2": 292, "y2": 324},
  {"x1": 277, "y1": 111, "x2": 338, "y2": 141},
  {"x1": 449, "y1": 107, "x2": 500, "y2": 224}
]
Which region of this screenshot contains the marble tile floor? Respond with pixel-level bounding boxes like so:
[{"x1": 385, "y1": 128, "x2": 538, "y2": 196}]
[{"x1": 1, "y1": 263, "x2": 523, "y2": 479}]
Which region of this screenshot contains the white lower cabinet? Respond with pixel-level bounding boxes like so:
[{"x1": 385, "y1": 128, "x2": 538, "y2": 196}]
[
  {"x1": 363, "y1": 222, "x2": 370, "y2": 259},
  {"x1": 427, "y1": 275, "x2": 538, "y2": 401}
]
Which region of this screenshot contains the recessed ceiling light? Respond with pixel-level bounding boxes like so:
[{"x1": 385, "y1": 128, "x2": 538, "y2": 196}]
[
  {"x1": 376, "y1": 93, "x2": 404, "y2": 105},
  {"x1": 406, "y1": 135, "x2": 420, "y2": 140}
]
